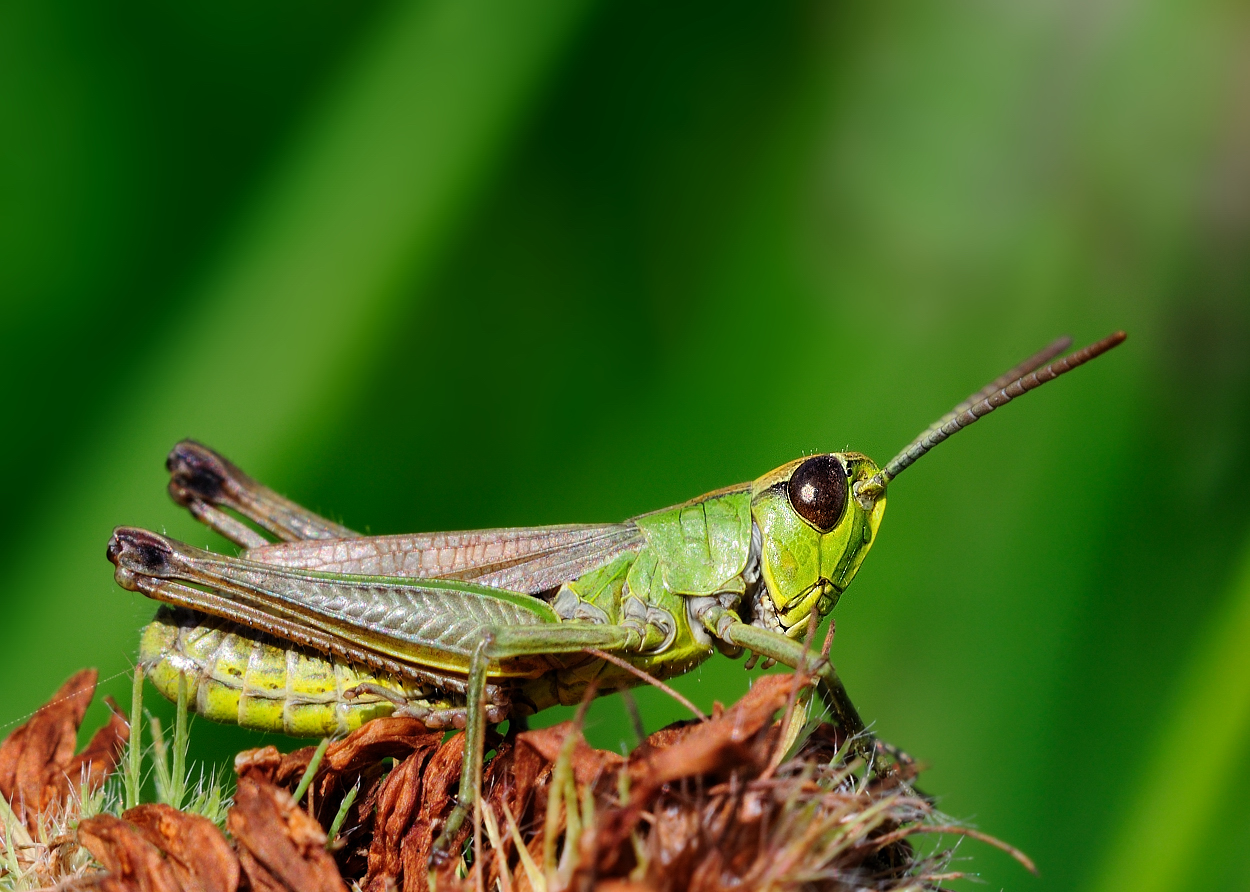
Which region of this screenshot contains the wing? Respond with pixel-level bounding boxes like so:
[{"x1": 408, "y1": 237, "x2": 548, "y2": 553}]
[
  {"x1": 243, "y1": 523, "x2": 644, "y2": 594},
  {"x1": 168, "y1": 441, "x2": 648, "y2": 594},
  {"x1": 111, "y1": 528, "x2": 565, "y2": 676}
]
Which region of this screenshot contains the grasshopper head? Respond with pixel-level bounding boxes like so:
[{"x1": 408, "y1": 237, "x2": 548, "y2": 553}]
[{"x1": 749, "y1": 453, "x2": 886, "y2": 638}]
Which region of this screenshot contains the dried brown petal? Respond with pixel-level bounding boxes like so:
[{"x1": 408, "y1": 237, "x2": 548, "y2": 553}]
[
  {"x1": 233, "y1": 747, "x2": 283, "y2": 783},
  {"x1": 51, "y1": 710, "x2": 130, "y2": 811},
  {"x1": 493, "y1": 734, "x2": 547, "y2": 827},
  {"x1": 242, "y1": 718, "x2": 449, "y2": 859},
  {"x1": 324, "y1": 717, "x2": 444, "y2": 775},
  {"x1": 8, "y1": 670, "x2": 999, "y2": 892},
  {"x1": 78, "y1": 814, "x2": 184, "y2": 892},
  {"x1": 595, "y1": 882, "x2": 657, "y2": 892},
  {"x1": 362, "y1": 738, "x2": 441, "y2": 892},
  {"x1": 227, "y1": 776, "x2": 347, "y2": 892},
  {"x1": 627, "y1": 673, "x2": 791, "y2": 798},
  {"x1": 234, "y1": 851, "x2": 288, "y2": 892},
  {"x1": 242, "y1": 719, "x2": 444, "y2": 797},
  {"x1": 298, "y1": 720, "x2": 447, "y2": 832},
  {"x1": 0, "y1": 669, "x2": 98, "y2": 804},
  {"x1": 88, "y1": 875, "x2": 149, "y2": 892},
  {"x1": 0, "y1": 669, "x2": 129, "y2": 826},
  {"x1": 123, "y1": 803, "x2": 239, "y2": 892},
  {"x1": 398, "y1": 733, "x2": 468, "y2": 892},
  {"x1": 588, "y1": 675, "x2": 792, "y2": 874},
  {"x1": 268, "y1": 746, "x2": 318, "y2": 790},
  {"x1": 516, "y1": 723, "x2": 624, "y2": 789},
  {"x1": 632, "y1": 719, "x2": 701, "y2": 757}
]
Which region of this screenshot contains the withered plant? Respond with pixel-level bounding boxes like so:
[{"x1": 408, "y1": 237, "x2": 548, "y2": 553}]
[{"x1": 0, "y1": 670, "x2": 1031, "y2": 892}]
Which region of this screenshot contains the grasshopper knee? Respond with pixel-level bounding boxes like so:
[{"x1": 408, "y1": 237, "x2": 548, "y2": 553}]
[
  {"x1": 108, "y1": 527, "x2": 177, "y2": 582},
  {"x1": 166, "y1": 440, "x2": 234, "y2": 506}
]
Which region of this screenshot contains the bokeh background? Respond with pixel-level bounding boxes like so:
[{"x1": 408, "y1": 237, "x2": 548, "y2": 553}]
[{"x1": 3, "y1": 1, "x2": 1250, "y2": 889}]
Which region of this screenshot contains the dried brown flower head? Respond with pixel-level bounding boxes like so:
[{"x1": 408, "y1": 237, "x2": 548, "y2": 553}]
[{"x1": 1, "y1": 671, "x2": 1032, "y2": 892}]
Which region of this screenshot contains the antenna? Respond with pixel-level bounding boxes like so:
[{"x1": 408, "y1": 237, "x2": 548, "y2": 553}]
[{"x1": 855, "y1": 331, "x2": 1126, "y2": 502}]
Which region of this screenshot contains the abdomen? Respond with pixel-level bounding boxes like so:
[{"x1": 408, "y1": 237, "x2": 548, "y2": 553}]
[{"x1": 139, "y1": 607, "x2": 443, "y2": 737}]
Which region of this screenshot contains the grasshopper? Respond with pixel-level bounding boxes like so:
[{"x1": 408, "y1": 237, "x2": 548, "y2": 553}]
[{"x1": 107, "y1": 331, "x2": 1124, "y2": 855}]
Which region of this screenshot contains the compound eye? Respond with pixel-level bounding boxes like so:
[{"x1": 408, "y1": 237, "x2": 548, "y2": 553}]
[{"x1": 787, "y1": 455, "x2": 848, "y2": 533}]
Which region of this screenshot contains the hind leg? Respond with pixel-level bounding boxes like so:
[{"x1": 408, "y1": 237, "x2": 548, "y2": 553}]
[{"x1": 165, "y1": 440, "x2": 356, "y2": 546}]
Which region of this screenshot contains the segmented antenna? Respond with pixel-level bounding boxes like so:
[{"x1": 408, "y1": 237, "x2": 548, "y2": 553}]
[
  {"x1": 856, "y1": 331, "x2": 1126, "y2": 501},
  {"x1": 924, "y1": 335, "x2": 1073, "y2": 436}
]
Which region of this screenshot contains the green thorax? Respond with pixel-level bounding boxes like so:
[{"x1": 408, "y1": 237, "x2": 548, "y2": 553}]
[
  {"x1": 632, "y1": 487, "x2": 754, "y2": 595},
  {"x1": 538, "y1": 488, "x2": 754, "y2": 703}
]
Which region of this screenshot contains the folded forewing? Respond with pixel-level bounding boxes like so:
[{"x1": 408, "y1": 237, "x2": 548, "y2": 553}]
[
  {"x1": 243, "y1": 523, "x2": 644, "y2": 594},
  {"x1": 113, "y1": 530, "x2": 563, "y2": 675}
]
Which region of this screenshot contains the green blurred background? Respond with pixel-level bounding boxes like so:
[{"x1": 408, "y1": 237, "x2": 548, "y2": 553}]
[{"x1": 3, "y1": 0, "x2": 1249, "y2": 889}]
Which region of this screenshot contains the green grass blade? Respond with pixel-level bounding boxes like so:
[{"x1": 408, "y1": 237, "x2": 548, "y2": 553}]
[
  {"x1": 146, "y1": 712, "x2": 171, "y2": 806},
  {"x1": 293, "y1": 738, "x2": 330, "y2": 806},
  {"x1": 170, "y1": 674, "x2": 188, "y2": 810},
  {"x1": 185, "y1": 763, "x2": 232, "y2": 828},
  {"x1": 326, "y1": 781, "x2": 360, "y2": 848},
  {"x1": 124, "y1": 665, "x2": 144, "y2": 811},
  {"x1": 0, "y1": 792, "x2": 31, "y2": 887},
  {"x1": 1089, "y1": 543, "x2": 1250, "y2": 892}
]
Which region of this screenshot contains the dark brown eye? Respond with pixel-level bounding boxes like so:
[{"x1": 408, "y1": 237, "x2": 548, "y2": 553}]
[{"x1": 787, "y1": 455, "x2": 848, "y2": 532}]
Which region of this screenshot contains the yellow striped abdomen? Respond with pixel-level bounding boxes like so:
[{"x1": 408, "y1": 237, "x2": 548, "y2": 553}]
[{"x1": 139, "y1": 607, "x2": 449, "y2": 737}]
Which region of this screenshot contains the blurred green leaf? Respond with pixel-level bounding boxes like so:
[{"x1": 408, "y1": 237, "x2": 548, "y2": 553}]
[
  {"x1": 1089, "y1": 537, "x2": 1250, "y2": 892},
  {"x1": 0, "y1": 0, "x2": 589, "y2": 723}
]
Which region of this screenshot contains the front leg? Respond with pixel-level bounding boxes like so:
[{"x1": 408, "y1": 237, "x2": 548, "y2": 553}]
[{"x1": 696, "y1": 603, "x2": 870, "y2": 753}]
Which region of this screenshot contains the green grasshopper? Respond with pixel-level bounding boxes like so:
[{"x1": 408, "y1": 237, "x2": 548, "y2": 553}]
[{"x1": 107, "y1": 331, "x2": 1124, "y2": 854}]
